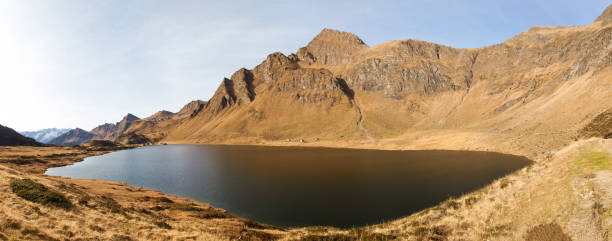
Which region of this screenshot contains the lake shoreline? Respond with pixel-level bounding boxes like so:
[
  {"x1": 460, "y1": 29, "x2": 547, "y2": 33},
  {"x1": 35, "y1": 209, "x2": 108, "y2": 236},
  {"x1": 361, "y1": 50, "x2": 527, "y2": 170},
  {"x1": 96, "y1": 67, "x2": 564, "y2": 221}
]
[
  {"x1": 1, "y1": 137, "x2": 610, "y2": 240},
  {"x1": 45, "y1": 144, "x2": 532, "y2": 228}
]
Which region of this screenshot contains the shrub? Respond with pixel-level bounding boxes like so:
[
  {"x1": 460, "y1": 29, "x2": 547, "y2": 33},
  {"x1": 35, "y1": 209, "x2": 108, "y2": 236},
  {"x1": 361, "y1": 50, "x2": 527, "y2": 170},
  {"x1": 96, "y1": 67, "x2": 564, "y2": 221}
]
[
  {"x1": 464, "y1": 196, "x2": 480, "y2": 207},
  {"x1": 483, "y1": 224, "x2": 511, "y2": 239},
  {"x1": 110, "y1": 234, "x2": 133, "y2": 241},
  {"x1": 156, "y1": 196, "x2": 174, "y2": 203},
  {"x1": 99, "y1": 195, "x2": 122, "y2": 214},
  {"x1": 10, "y1": 178, "x2": 72, "y2": 209},
  {"x1": 298, "y1": 233, "x2": 396, "y2": 241},
  {"x1": 500, "y1": 179, "x2": 511, "y2": 189},
  {"x1": 154, "y1": 220, "x2": 172, "y2": 229},
  {"x1": 2, "y1": 218, "x2": 22, "y2": 230},
  {"x1": 593, "y1": 202, "x2": 606, "y2": 215},
  {"x1": 5, "y1": 157, "x2": 46, "y2": 165},
  {"x1": 433, "y1": 225, "x2": 452, "y2": 236},
  {"x1": 192, "y1": 212, "x2": 228, "y2": 219},
  {"x1": 444, "y1": 199, "x2": 462, "y2": 210},
  {"x1": 171, "y1": 203, "x2": 203, "y2": 212},
  {"x1": 524, "y1": 223, "x2": 572, "y2": 241},
  {"x1": 88, "y1": 140, "x2": 117, "y2": 147},
  {"x1": 89, "y1": 224, "x2": 105, "y2": 232}
]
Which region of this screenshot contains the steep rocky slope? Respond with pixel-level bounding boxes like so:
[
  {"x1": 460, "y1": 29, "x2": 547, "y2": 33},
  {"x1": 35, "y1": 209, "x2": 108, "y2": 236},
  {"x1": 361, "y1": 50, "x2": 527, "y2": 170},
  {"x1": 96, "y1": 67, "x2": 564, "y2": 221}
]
[
  {"x1": 124, "y1": 5, "x2": 611, "y2": 157},
  {"x1": 0, "y1": 125, "x2": 43, "y2": 146}
]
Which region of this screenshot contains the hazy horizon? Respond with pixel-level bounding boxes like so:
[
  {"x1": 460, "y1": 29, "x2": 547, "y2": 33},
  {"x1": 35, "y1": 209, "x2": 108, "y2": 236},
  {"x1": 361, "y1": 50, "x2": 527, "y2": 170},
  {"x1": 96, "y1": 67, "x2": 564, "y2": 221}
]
[{"x1": 2, "y1": 0, "x2": 609, "y2": 132}]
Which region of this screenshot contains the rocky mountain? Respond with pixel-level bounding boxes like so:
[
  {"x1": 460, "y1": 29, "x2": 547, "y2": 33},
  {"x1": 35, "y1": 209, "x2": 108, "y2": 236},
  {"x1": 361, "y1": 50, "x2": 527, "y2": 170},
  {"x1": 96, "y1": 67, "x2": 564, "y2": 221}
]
[
  {"x1": 0, "y1": 124, "x2": 44, "y2": 146},
  {"x1": 46, "y1": 114, "x2": 141, "y2": 146},
  {"x1": 90, "y1": 113, "x2": 140, "y2": 141},
  {"x1": 117, "y1": 5, "x2": 611, "y2": 155},
  {"x1": 20, "y1": 128, "x2": 70, "y2": 143},
  {"x1": 48, "y1": 128, "x2": 94, "y2": 146}
]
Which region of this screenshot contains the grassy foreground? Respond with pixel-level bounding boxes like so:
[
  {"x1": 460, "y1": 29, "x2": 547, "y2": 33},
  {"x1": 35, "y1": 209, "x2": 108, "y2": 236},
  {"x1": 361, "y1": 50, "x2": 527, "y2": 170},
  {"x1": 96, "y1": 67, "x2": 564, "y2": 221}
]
[{"x1": 0, "y1": 138, "x2": 611, "y2": 240}]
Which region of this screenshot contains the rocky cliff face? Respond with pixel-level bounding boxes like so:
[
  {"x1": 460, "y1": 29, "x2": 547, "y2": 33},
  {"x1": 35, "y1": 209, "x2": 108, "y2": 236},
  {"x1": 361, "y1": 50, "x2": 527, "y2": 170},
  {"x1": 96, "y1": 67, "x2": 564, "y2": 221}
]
[{"x1": 125, "y1": 5, "x2": 612, "y2": 148}]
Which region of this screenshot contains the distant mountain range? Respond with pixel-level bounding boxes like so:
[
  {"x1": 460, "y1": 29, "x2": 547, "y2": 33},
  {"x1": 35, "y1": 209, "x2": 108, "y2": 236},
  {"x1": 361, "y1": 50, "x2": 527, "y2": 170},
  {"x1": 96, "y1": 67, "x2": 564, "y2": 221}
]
[
  {"x1": 20, "y1": 128, "x2": 70, "y2": 143},
  {"x1": 46, "y1": 111, "x2": 183, "y2": 146}
]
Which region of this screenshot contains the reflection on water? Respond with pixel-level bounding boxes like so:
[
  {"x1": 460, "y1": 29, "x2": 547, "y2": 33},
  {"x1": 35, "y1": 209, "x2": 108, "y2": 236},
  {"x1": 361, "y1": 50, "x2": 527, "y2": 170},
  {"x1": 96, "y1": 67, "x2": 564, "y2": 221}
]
[{"x1": 46, "y1": 145, "x2": 531, "y2": 228}]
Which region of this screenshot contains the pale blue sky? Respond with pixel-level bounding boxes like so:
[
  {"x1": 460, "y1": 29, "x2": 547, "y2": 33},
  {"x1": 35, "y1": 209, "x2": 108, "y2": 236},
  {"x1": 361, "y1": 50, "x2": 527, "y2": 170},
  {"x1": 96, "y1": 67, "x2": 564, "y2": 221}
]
[{"x1": 1, "y1": 0, "x2": 609, "y2": 131}]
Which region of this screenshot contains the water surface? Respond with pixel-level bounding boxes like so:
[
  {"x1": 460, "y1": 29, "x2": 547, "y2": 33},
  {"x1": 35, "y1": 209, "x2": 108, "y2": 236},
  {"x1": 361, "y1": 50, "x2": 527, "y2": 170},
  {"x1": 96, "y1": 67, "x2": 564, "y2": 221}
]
[{"x1": 46, "y1": 145, "x2": 531, "y2": 228}]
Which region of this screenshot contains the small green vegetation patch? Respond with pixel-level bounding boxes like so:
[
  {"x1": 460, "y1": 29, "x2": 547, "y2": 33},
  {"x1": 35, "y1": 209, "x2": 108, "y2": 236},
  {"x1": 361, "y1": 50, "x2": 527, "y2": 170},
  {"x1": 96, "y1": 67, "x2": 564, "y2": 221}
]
[
  {"x1": 10, "y1": 178, "x2": 72, "y2": 209},
  {"x1": 574, "y1": 151, "x2": 612, "y2": 174}
]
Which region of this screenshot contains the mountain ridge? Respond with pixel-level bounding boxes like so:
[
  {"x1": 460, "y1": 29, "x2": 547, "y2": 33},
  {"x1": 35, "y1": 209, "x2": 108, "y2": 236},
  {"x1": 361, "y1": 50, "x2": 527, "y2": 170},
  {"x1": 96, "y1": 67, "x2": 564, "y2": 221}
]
[
  {"x1": 110, "y1": 5, "x2": 610, "y2": 157},
  {"x1": 47, "y1": 5, "x2": 612, "y2": 154}
]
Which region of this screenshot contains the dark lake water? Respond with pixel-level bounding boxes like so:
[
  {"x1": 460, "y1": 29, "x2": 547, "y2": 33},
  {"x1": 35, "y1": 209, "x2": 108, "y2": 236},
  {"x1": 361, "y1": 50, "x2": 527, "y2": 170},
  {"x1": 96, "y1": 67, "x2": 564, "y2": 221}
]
[{"x1": 45, "y1": 145, "x2": 531, "y2": 228}]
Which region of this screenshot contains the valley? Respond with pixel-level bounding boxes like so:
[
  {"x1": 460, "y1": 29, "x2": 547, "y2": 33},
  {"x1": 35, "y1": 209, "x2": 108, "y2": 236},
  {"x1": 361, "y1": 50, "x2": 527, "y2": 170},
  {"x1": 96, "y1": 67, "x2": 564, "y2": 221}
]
[{"x1": 0, "y1": 4, "x2": 610, "y2": 241}]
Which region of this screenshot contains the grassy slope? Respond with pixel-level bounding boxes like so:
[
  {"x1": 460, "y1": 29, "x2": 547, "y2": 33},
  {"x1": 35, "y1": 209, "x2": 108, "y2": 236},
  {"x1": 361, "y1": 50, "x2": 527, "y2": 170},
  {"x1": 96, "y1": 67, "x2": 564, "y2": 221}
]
[{"x1": 0, "y1": 139, "x2": 611, "y2": 240}]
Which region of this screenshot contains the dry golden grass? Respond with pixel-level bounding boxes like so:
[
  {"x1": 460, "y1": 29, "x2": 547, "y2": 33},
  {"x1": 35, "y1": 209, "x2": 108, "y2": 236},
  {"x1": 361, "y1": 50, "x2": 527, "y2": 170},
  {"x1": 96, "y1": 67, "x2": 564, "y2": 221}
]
[
  {"x1": 0, "y1": 139, "x2": 610, "y2": 240},
  {"x1": 0, "y1": 146, "x2": 284, "y2": 240}
]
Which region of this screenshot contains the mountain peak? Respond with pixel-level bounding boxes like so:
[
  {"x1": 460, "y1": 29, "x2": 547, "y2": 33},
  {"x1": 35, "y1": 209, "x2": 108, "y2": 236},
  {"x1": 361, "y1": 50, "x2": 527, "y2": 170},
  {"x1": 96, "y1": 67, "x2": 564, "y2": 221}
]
[
  {"x1": 297, "y1": 28, "x2": 367, "y2": 66},
  {"x1": 123, "y1": 113, "x2": 139, "y2": 121},
  {"x1": 312, "y1": 28, "x2": 366, "y2": 45},
  {"x1": 595, "y1": 4, "x2": 612, "y2": 25}
]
